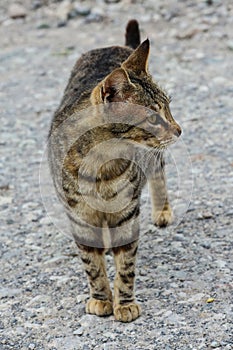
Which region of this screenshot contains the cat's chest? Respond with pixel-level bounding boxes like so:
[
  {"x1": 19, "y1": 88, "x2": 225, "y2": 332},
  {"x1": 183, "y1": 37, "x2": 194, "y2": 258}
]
[{"x1": 96, "y1": 160, "x2": 145, "y2": 199}]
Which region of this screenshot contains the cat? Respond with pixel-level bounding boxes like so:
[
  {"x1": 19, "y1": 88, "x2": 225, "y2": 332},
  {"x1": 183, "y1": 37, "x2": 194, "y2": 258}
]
[{"x1": 48, "y1": 19, "x2": 181, "y2": 322}]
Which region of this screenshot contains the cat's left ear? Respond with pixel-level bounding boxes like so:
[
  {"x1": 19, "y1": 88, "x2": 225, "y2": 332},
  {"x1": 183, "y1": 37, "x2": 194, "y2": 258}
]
[
  {"x1": 101, "y1": 68, "x2": 134, "y2": 103},
  {"x1": 122, "y1": 39, "x2": 150, "y2": 75}
]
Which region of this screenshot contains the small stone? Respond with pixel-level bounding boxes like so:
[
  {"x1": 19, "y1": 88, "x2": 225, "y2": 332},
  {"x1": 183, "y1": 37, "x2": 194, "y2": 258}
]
[
  {"x1": 68, "y1": 9, "x2": 78, "y2": 19},
  {"x1": 202, "y1": 211, "x2": 213, "y2": 219},
  {"x1": 226, "y1": 40, "x2": 233, "y2": 51},
  {"x1": 86, "y1": 8, "x2": 104, "y2": 23},
  {"x1": 176, "y1": 28, "x2": 199, "y2": 40},
  {"x1": 201, "y1": 242, "x2": 211, "y2": 249},
  {"x1": 213, "y1": 76, "x2": 228, "y2": 85},
  {"x1": 74, "y1": 4, "x2": 91, "y2": 17},
  {"x1": 73, "y1": 327, "x2": 84, "y2": 336},
  {"x1": 206, "y1": 297, "x2": 215, "y2": 303},
  {"x1": 0, "y1": 288, "x2": 22, "y2": 298},
  {"x1": 37, "y1": 23, "x2": 50, "y2": 30},
  {"x1": 76, "y1": 294, "x2": 87, "y2": 304},
  {"x1": 56, "y1": 0, "x2": 73, "y2": 22},
  {"x1": 174, "y1": 234, "x2": 185, "y2": 241},
  {"x1": 210, "y1": 341, "x2": 219, "y2": 348},
  {"x1": 8, "y1": 4, "x2": 27, "y2": 19},
  {"x1": 44, "y1": 255, "x2": 69, "y2": 265},
  {"x1": 199, "y1": 85, "x2": 209, "y2": 93},
  {"x1": 197, "y1": 211, "x2": 213, "y2": 220},
  {"x1": 0, "y1": 196, "x2": 12, "y2": 205},
  {"x1": 187, "y1": 293, "x2": 205, "y2": 303},
  {"x1": 175, "y1": 271, "x2": 187, "y2": 281},
  {"x1": 216, "y1": 260, "x2": 227, "y2": 268},
  {"x1": 0, "y1": 184, "x2": 10, "y2": 191},
  {"x1": 226, "y1": 209, "x2": 233, "y2": 216},
  {"x1": 28, "y1": 344, "x2": 36, "y2": 350},
  {"x1": 57, "y1": 20, "x2": 67, "y2": 28},
  {"x1": 80, "y1": 314, "x2": 96, "y2": 327},
  {"x1": 105, "y1": 0, "x2": 121, "y2": 3},
  {"x1": 31, "y1": 0, "x2": 43, "y2": 10},
  {"x1": 196, "y1": 52, "x2": 205, "y2": 59}
]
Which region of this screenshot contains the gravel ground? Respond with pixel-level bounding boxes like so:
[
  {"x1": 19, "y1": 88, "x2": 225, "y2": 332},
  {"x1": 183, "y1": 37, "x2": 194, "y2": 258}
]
[{"x1": 1, "y1": 1, "x2": 233, "y2": 349}]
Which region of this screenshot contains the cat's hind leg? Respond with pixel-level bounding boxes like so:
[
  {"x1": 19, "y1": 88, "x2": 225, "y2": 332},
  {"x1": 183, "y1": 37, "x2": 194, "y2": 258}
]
[{"x1": 77, "y1": 244, "x2": 113, "y2": 316}]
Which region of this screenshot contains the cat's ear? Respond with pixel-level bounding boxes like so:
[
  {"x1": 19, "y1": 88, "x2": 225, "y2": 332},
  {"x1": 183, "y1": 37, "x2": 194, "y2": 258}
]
[
  {"x1": 101, "y1": 68, "x2": 134, "y2": 103},
  {"x1": 122, "y1": 39, "x2": 150, "y2": 75}
]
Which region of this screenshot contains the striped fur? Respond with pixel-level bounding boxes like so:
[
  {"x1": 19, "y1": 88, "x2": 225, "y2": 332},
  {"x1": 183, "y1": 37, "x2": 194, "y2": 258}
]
[{"x1": 48, "y1": 20, "x2": 181, "y2": 322}]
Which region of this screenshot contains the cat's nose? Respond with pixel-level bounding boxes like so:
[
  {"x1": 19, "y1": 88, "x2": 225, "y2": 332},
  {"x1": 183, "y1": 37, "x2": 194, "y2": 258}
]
[{"x1": 173, "y1": 124, "x2": 182, "y2": 137}]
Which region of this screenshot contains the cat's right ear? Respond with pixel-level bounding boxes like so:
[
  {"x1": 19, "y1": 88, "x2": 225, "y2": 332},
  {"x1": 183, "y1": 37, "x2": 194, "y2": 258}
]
[
  {"x1": 122, "y1": 39, "x2": 150, "y2": 75},
  {"x1": 101, "y1": 68, "x2": 134, "y2": 103}
]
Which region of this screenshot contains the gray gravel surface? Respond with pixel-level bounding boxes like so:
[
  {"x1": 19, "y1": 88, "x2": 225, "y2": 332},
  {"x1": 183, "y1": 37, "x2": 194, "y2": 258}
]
[{"x1": 1, "y1": 0, "x2": 233, "y2": 349}]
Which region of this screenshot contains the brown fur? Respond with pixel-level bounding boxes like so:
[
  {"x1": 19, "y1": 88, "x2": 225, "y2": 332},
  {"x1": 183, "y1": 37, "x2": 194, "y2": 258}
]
[{"x1": 48, "y1": 20, "x2": 181, "y2": 322}]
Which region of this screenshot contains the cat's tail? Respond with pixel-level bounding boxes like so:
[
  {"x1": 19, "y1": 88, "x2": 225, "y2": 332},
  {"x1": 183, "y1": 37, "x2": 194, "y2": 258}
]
[{"x1": 125, "y1": 19, "x2": 140, "y2": 49}]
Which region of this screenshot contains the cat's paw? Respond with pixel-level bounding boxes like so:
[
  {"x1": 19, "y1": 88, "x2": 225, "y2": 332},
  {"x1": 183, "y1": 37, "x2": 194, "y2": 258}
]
[
  {"x1": 86, "y1": 299, "x2": 113, "y2": 316},
  {"x1": 114, "y1": 303, "x2": 141, "y2": 322},
  {"x1": 152, "y1": 207, "x2": 173, "y2": 227}
]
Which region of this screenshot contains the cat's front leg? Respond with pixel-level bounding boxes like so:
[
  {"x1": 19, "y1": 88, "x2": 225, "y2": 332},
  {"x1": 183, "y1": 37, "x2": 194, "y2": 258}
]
[
  {"x1": 77, "y1": 244, "x2": 113, "y2": 316},
  {"x1": 112, "y1": 240, "x2": 141, "y2": 322},
  {"x1": 149, "y1": 157, "x2": 173, "y2": 227}
]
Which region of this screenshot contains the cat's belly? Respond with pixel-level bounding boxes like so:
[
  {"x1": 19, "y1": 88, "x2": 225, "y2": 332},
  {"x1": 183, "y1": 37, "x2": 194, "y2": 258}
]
[
  {"x1": 64, "y1": 173, "x2": 144, "y2": 225},
  {"x1": 68, "y1": 198, "x2": 141, "y2": 248}
]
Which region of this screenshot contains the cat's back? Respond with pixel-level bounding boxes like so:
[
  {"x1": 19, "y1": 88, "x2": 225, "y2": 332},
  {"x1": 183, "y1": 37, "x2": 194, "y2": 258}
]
[{"x1": 57, "y1": 45, "x2": 132, "y2": 115}]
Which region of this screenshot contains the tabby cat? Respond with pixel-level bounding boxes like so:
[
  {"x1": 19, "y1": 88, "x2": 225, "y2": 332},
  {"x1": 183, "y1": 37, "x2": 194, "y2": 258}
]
[{"x1": 48, "y1": 20, "x2": 181, "y2": 322}]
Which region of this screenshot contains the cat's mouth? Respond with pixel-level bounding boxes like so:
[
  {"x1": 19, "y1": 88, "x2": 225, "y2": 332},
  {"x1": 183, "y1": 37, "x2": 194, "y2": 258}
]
[
  {"x1": 126, "y1": 136, "x2": 176, "y2": 150},
  {"x1": 159, "y1": 135, "x2": 179, "y2": 147}
]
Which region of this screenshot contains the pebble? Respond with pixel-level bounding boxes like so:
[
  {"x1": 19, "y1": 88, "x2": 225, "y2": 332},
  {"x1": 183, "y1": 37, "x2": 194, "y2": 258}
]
[
  {"x1": 226, "y1": 209, "x2": 233, "y2": 216},
  {"x1": 216, "y1": 260, "x2": 227, "y2": 268},
  {"x1": 80, "y1": 315, "x2": 96, "y2": 328},
  {"x1": 56, "y1": 0, "x2": 73, "y2": 22},
  {"x1": 202, "y1": 15, "x2": 219, "y2": 25},
  {"x1": 76, "y1": 294, "x2": 87, "y2": 304},
  {"x1": 74, "y1": 4, "x2": 91, "y2": 16},
  {"x1": 225, "y1": 345, "x2": 233, "y2": 350},
  {"x1": 105, "y1": 0, "x2": 121, "y2": 3},
  {"x1": 31, "y1": 0, "x2": 43, "y2": 10},
  {"x1": 199, "y1": 85, "x2": 209, "y2": 93},
  {"x1": 176, "y1": 28, "x2": 199, "y2": 40},
  {"x1": 0, "y1": 196, "x2": 12, "y2": 205},
  {"x1": 8, "y1": 4, "x2": 27, "y2": 19},
  {"x1": 197, "y1": 211, "x2": 213, "y2": 220},
  {"x1": 73, "y1": 327, "x2": 84, "y2": 336},
  {"x1": 57, "y1": 20, "x2": 67, "y2": 28},
  {"x1": 36, "y1": 23, "x2": 50, "y2": 30},
  {"x1": 0, "y1": 288, "x2": 22, "y2": 298},
  {"x1": 201, "y1": 242, "x2": 211, "y2": 249},
  {"x1": 104, "y1": 332, "x2": 116, "y2": 339},
  {"x1": 226, "y1": 40, "x2": 233, "y2": 51},
  {"x1": 212, "y1": 76, "x2": 228, "y2": 85},
  {"x1": 187, "y1": 293, "x2": 205, "y2": 303},
  {"x1": 85, "y1": 7, "x2": 105, "y2": 23},
  {"x1": 43, "y1": 255, "x2": 70, "y2": 265}
]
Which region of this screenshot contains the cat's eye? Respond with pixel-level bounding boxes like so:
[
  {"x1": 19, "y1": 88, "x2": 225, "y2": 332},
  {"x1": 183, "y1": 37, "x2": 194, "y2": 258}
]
[{"x1": 147, "y1": 114, "x2": 158, "y2": 125}]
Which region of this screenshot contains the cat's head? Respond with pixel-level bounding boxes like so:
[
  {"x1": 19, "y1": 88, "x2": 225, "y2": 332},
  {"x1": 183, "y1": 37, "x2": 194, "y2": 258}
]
[{"x1": 91, "y1": 39, "x2": 181, "y2": 148}]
